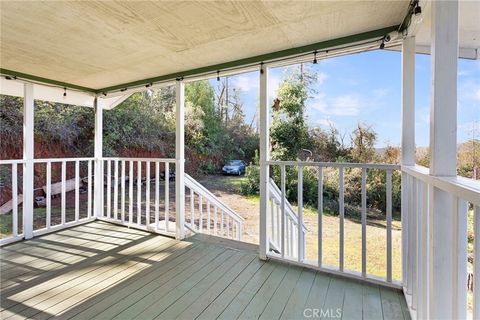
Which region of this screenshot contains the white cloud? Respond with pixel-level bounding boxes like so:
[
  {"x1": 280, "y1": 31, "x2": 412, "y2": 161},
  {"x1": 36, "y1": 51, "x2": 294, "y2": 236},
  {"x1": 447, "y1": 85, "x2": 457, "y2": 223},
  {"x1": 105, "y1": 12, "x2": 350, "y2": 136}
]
[
  {"x1": 268, "y1": 73, "x2": 281, "y2": 101},
  {"x1": 231, "y1": 74, "x2": 258, "y2": 93},
  {"x1": 311, "y1": 93, "x2": 361, "y2": 116},
  {"x1": 312, "y1": 118, "x2": 335, "y2": 128},
  {"x1": 316, "y1": 72, "x2": 328, "y2": 86}
]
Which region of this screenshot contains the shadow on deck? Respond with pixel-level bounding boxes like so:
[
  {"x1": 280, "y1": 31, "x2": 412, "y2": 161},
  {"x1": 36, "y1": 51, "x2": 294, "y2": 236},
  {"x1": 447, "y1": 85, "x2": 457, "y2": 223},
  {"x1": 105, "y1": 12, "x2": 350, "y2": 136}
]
[{"x1": 0, "y1": 221, "x2": 409, "y2": 319}]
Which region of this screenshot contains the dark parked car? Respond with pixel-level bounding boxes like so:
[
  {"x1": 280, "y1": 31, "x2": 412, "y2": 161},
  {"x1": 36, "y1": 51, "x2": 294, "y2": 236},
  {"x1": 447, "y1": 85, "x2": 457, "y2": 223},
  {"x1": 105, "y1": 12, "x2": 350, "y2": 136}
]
[{"x1": 222, "y1": 160, "x2": 247, "y2": 176}]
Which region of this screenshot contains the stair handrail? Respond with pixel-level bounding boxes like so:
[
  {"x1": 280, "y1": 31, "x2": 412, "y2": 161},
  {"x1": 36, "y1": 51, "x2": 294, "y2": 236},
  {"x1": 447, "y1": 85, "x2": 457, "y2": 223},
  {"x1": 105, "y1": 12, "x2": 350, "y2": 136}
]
[
  {"x1": 184, "y1": 174, "x2": 244, "y2": 223},
  {"x1": 268, "y1": 178, "x2": 307, "y2": 232}
]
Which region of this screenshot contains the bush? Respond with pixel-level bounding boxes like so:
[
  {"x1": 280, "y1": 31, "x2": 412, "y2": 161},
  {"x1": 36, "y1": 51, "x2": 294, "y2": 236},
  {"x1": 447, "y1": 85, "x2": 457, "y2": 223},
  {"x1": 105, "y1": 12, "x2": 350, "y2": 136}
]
[{"x1": 240, "y1": 164, "x2": 260, "y2": 196}]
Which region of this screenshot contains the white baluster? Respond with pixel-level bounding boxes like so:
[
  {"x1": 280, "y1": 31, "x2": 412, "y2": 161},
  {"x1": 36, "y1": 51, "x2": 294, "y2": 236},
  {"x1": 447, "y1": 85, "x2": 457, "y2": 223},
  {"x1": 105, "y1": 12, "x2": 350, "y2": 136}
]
[
  {"x1": 339, "y1": 167, "x2": 344, "y2": 271},
  {"x1": 107, "y1": 159, "x2": 111, "y2": 219},
  {"x1": 386, "y1": 169, "x2": 393, "y2": 282},
  {"x1": 297, "y1": 166, "x2": 304, "y2": 262},
  {"x1": 165, "y1": 162, "x2": 170, "y2": 231},
  {"x1": 129, "y1": 160, "x2": 133, "y2": 224},
  {"x1": 146, "y1": 161, "x2": 150, "y2": 226},
  {"x1": 61, "y1": 161, "x2": 66, "y2": 225},
  {"x1": 318, "y1": 167, "x2": 323, "y2": 267},
  {"x1": 137, "y1": 161, "x2": 142, "y2": 225},
  {"x1": 87, "y1": 160, "x2": 92, "y2": 219},
  {"x1": 46, "y1": 162, "x2": 52, "y2": 227},
  {"x1": 121, "y1": 160, "x2": 125, "y2": 222},
  {"x1": 12, "y1": 163, "x2": 18, "y2": 236},
  {"x1": 361, "y1": 168, "x2": 367, "y2": 278},
  {"x1": 114, "y1": 159, "x2": 119, "y2": 220},
  {"x1": 155, "y1": 162, "x2": 160, "y2": 229},
  {"x1": 281, "y1": 165, "x2": 286, "y2": 258},
  {"x1": 75, "y1": 160, "x2": 80, "y2": 222}
]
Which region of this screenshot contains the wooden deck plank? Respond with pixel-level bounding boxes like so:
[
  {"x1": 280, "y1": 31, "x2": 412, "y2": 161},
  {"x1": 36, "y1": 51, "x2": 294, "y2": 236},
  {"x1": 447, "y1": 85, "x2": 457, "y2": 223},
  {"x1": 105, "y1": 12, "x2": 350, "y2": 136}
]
[
  {"x1": 112, "y1": 249, "x2": 233, "y2": 320},
  {"x1": 363, "y1": 284, "x2": 384, "y2": 320},
  {"x1": 280, "y1": 268, "x2": 317, "y2": 319},
  {"x1": 318, "y1": 277, "x2": 347, "y2": 320},
  {"x1": 0, "y1": 224, "x2": 146, "y2": 283},
  {"x1": 173, "y1": 253, "x2": 257, "y2": 320},
  {"x1": 0, "y1": 226, "x2": 138, "y2": 274},
  {"x1": 195, "y1": 258, "x2": 265, "y2": 320},
  {"x1": 217, "y1": 261, "x2": 276, "y2": 320},
  {"x1": 1, "y1": 232, "x2": 135, "y2": 289},
  {"x1": 1, "y1": 236, "x2": 175, "y2": 319},
  {"x1": 34, "y1": 239, "x2": 181, "y2": 320},
  {"x1": 155, "y1": 252, "x2": 256, "y2": 319},
  {"x1": 1, "y1": 232, "x2": 161, "y2": 304},
  {"x1": 0, "y1": 222, "x2": 408, "y2": 320},
  {"x1": 380, "y1": 287, "x2": 405, "y2": 320},
  {"x1": 397, "y1": 291, "x2": 411, "y2": 320},
  {"x1": 341, "y1": 281, "x2": 364, "y2": 320},
  {"x1": 239, "y1": 262, "x2": 289, "y2": 320},
  {"x1": 85, "y1": 245, "x2": 223, "y2": 320},
  {"x1": 304, "y1": 272, "x2": 331, "y2": 312},
  {"x1": 258, "y1": 266, "x2": 302, "y2": 320},
  {"x1": 60, "y1": 242, "x2": 203, "y2": 320},
  {"x1": 1, "y1": 222, "x2": 144, "y2": 264}
]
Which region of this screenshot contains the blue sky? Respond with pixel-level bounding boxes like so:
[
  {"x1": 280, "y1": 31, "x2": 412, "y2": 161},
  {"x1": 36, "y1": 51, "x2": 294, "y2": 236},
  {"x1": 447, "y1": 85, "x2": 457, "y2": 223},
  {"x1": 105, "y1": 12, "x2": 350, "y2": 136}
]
[{"x1": 210, "y1": 50, "x2": 480, "y2": 147}]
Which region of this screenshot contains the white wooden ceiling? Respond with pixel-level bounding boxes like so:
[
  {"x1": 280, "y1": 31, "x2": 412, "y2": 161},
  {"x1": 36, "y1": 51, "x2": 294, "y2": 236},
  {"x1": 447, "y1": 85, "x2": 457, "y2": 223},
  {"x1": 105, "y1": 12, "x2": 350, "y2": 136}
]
[
  {"x1": 0, "y1": 1, "x2": 410, "y2": 90},
  {"x1": 1, "y1": 1, "x2": 477, "y2": 92}
]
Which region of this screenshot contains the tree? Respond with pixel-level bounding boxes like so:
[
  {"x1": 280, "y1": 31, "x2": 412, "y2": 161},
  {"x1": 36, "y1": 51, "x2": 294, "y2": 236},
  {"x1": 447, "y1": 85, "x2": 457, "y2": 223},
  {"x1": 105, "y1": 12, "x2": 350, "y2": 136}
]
[
  {"x1": 350, "y1": 123, "x2": 377, "y2": 163},
  {"x1": 458, "y1": 139, "x2": 480, "y2": 179},
  {"x1": 270, "y1": 68, "x2": 316, "y2": 160}
]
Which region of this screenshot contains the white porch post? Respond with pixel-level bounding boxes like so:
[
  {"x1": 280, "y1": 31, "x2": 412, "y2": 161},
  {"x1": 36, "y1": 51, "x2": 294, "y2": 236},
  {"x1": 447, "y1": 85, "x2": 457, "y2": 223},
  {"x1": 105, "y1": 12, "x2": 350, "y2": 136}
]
[
  {"x1": 94, "y1": 97, "x2": 103, "y2": 218},
  {"x1": 401, "y1": 35, "x2": 415, "y2": 298},
  {"x1": 23, "y1": 83, "x2": 34, "y2": 239},
  {"x1": 175, "y1": 80, "x2": 185, "y2": 240},
  {"x1": 259, "y1": 66, "x2": 269, "y2": 260},
  {"x1": 428, "y1": 0, "x2": 459, "y2": 319}
]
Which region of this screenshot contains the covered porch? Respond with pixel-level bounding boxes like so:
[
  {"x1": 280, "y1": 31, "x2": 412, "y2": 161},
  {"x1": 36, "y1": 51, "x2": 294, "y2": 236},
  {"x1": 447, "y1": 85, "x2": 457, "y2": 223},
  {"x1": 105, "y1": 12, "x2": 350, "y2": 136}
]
[{"x1": 1, "y1": 1, "x2": 479, "y2": 319}]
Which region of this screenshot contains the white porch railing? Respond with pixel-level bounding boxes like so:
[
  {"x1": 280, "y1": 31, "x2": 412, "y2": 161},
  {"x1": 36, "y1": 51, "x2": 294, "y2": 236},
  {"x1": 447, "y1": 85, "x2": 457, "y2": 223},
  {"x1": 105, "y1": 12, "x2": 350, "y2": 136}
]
[
  {"x1": 264, "y1": 160, "x2": 401, "y2": 287},
  {"x1": 0, "y1": 158, "x2": 95, "y2": 245},
  {"x1": 402, "y1": 165, "x2": 480, "y2": 319},
  {"x1": 0, "y1": 159, "x2": 26, "y2": 245},
  {"x1": 1, "y1": 156, "x2": 244, "y2": 245},
  {"x1": 185, "y1": 174, "x2": 244, "y2": 241},
  {"x1": 100, "y1": 157, "x2": 177, "y2": 236}
]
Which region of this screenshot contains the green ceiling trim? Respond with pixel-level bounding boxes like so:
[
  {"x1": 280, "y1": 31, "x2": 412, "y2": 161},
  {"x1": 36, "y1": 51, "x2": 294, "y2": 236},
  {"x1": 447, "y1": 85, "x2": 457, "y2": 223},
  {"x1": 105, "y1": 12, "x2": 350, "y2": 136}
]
[
  {"x1": 0, "y1": 68, "x2": 97, "y2": 93},
  {"x1": 97, "y1": 25, "x2": 399, "y2": 93}
]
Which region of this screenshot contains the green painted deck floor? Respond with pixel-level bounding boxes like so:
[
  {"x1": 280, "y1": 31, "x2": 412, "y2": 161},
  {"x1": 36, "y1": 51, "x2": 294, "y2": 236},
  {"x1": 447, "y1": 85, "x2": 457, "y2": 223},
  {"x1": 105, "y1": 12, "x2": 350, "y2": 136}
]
[{"x1": 0, "y1": 221, "x2": 409, "y2": 320}]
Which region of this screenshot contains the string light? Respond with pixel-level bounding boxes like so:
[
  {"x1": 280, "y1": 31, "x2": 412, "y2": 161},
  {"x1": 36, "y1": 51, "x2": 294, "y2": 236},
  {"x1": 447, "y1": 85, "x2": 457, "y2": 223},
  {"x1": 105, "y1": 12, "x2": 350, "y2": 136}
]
[
  {"x1": 260, "y1": 62, "x2": 264, "y2": 74},
  {"x1": 313, "y1": 51, "x2": 318, "y2": 64},
  {"x1": 217, "y1": 71, "x2": 220, "y2": 81},
  {"x1": 120, "y1": 88, "x2": 127, "y2": 92},
  {"x1": 63, "y1": 87, "x2": 67, "y2": 97}
]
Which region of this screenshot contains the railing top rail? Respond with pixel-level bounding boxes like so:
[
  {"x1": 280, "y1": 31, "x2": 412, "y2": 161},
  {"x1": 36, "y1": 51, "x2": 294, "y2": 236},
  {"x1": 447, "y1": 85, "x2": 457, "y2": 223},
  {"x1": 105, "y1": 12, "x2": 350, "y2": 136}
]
[
  {"x1": 265, "y1": 160, "x2": 400, "y2": 170},
  {"x1": 403, "y1": 165, "x2": 480, "y2": 206},
  {"x1": 185, "y1": 174, "x2": 244, "y2": 222},
  {"x1": 0, "y1": 159, "x2": 26, "y2": 164},
  {"x1": 103, "y1": 157, "x2": 176, "y2": 162},
  {"x1": 33, "y1": 157, "x2": 95, "y2": 163}
]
